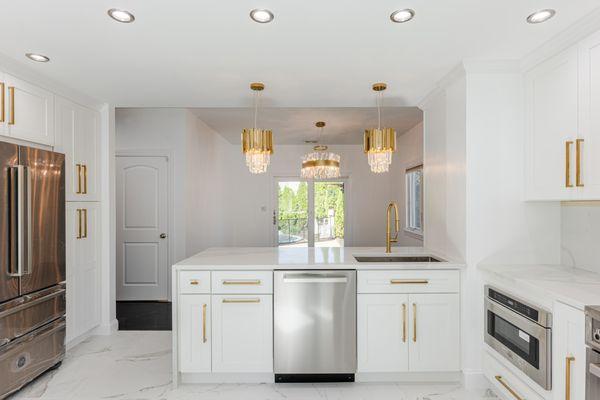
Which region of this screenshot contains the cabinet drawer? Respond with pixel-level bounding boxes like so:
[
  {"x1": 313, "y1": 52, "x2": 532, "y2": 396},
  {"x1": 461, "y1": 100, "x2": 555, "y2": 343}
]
[
  {"x1": 357, "y1": 270, "x2": 459, "y2": 294},
  {"x1": 483, "y1": 350, "x2": 545, "y2": 400},
  {"x1": 179, "y1": 271, "x2": 211, "y2": 294},
  {"x1": 212, "y1": 271, "x2": 273, "y2": 294}
]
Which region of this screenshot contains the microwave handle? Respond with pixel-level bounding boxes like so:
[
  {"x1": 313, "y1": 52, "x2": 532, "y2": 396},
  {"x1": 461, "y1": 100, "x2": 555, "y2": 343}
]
[{"x1": 591, "y1": 363, "x2": 600, "y2": 379}]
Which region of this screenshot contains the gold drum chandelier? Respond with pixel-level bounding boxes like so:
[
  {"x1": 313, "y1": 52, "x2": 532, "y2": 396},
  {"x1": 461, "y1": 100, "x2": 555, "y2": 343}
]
[
  {"x1": 242, "y1": 82, "x2": 273, "y2": 174},
  {"x1": 301, "y1": 121, "x2": 341, "y2": 179},
  {"x1": 365, "y1": 83, "x2": 396, "y2": 173}
]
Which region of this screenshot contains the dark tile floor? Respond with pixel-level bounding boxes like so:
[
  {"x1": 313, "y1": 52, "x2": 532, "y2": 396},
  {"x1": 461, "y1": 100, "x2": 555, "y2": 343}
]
[{"x1": 116, "y1": 301, "x2": 172, "y2": 330}]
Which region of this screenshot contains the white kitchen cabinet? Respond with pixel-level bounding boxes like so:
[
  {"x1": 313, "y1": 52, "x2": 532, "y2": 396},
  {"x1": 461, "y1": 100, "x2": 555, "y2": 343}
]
[
  {"x1": 408, "y1": 293, "x2": 460, "y2": 372},
  {"x1": 2, "y1": 74, "x2": 54, "y2": 145},
  {"x1": 211, "y1": 294, "x2": 273, "y2": 373},
  {"x1": 65, "y1": 202, "x2": 101, "y2": 342},
  {"x1": 525, "y1": 46, "x2": 579, "y2": 201},
  {"x1": 553, "y1": 302, "x2": 586, "y2": 400},
  {"x1": 179, "y1": 295, "x2": 212, "y2": 372},
  {"x1": 55, "y1": 96, "x2": 101, "y2": 201},
  {"x1": 357, "y1": 294, "x2": 409, "y2": 372}
]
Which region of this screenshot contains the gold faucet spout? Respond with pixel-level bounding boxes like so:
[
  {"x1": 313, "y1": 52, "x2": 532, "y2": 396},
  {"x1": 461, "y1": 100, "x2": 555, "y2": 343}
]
[{"x1": 386, "y1": 202, "x2": 400, "y2": 253}]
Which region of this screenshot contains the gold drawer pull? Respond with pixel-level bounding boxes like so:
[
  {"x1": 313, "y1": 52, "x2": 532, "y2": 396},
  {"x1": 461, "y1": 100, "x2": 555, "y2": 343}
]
[
  {"x1": 82, "y1": 164, "x2": 88, "y2": 194},
  {"x1": 8, "y1": 86, "x2": 14, "y2": 125},
  {"x1": 189, "y1": 280, "x2": 200, "y2": 285},
  {"x1": 576, "y1": 139, "x2": 584, "y2": 187},
  {"x1": 202, "y1": 303, "x2": 207, "y2": 343},
  {"x1": 402, "y1": 303, "x2": 407, "y2": 343},
  {"x1": 566, "y1": 356, "x2": 575, "y2": 400},
  {"x1": 413, "y1": 303, "x2": 417, "y2": 342},
  {"x1": 566, "y1": 141, "x2": 574, "y2": 188},
  {"x1": 222, "y1": 298, "x2": 261, "y2": 304},
  {"x1": 76, "y1": 164, "x2": 82, "y2": 194},
  {"x1": 495, "y1": 376, "x2": 523, "y2": 400},
  {"x1": 390, "y1": 279, "x2": 429, "y2": 284},
  {"x1": 222, "y1": 279, "x2": 261, "y2": 285}
]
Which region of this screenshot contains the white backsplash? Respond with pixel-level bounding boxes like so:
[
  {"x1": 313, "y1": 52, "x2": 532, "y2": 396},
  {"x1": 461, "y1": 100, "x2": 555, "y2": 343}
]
[{"x1": 561, "y1": 202, "x2": 600, "y2": 274}]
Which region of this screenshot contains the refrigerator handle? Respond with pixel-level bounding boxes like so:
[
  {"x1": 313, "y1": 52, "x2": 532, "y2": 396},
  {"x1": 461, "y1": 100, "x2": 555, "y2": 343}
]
[{"x1": 8, "y1": 166, "x2": 32, "y2": 277}]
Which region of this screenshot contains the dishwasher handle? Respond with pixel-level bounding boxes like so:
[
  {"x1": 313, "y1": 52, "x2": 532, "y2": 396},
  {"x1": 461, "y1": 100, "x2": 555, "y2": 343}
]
[{"x1": 282, "y1": 273, "x2": 348, "y2": 284}]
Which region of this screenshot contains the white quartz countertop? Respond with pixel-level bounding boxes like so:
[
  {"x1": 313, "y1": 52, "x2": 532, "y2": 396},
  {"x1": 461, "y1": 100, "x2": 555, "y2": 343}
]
[
  {"x1": 479, "y1": 264, "x2": 600, "y2": 310},
  {"x1": 174, "y1": 247, "x2": 464, "y2": 270}
]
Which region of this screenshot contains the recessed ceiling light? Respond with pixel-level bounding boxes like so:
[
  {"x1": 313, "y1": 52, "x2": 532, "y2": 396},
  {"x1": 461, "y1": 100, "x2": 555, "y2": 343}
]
[
  {"x1": 107, "y1": 8, "x2": 135, "y2": 23},
  {"x1": 25, "y1": 53, "x2": 50, "y2": 63},
  {"x1": 390, "y1": 9, "x2": 415, "y2": 23},
  {"x1": 526, "y1": 9, "x2": 556, "y2": 24},
  {"x1": 250, "y1": 9, "x2": 274, "y2": 24}
]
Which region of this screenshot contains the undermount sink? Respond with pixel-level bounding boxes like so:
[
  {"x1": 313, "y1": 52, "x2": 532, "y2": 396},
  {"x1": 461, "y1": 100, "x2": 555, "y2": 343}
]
[{"x1": 353, "y1": 255, "x2": 444, "y2": 263}]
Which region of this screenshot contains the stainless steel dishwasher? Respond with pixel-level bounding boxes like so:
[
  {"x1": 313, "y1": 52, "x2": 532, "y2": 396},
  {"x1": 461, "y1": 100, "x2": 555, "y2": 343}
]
[{"x1": 274, "y1": 270, "x2": 356, "y2": 382}]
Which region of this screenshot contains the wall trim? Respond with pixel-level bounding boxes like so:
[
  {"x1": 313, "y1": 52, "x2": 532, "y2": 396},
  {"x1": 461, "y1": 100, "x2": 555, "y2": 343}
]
[
  {"x1": 418, "y1": 63, "x2": 465, "y2": 109},
  {"x1": 93, "y1": 319, "x2": 119, "y2": 336}
]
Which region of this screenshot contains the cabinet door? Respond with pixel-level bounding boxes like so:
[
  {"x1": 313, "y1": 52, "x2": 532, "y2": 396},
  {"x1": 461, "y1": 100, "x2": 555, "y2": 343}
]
[
  {"x1": 578, "y1": 30, "x2": 600, "y2": 199},
  {"x1": 553, "y1": 302, "x2": 586, "y2": 400},
  {"x1": 408, "y1": 293, "x2": 460, "y2": 372},
  {"x1": 55, "y1": 97, "x2": 101, "y2": 201},
  {"x1": 0, "y1": 72, "x2": 6, "y2": 135},
  {"x1": 525, "y1": 46, "x2": 579, "y2": 200},
  {"x1": 179, "y1": 295, "x2": 211, "y2": 372},
  {"x1": 357, "y1": 294, "x2": 409, "y2": 372},
  {"x1": 212, "y1": 294, "x2": 273, "y2": 373},
  {"x1": 5, "y1": 74, "x2": 54, "y2": 145}
]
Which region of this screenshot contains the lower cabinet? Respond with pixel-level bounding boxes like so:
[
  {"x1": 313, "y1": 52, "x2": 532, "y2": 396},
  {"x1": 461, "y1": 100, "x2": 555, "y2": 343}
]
[
  {"x1": 179, "y1": 294, "x2": 211, "y2": 372},
  {"x1": 212, "y1": 294, "x2": 273, "y2": 372},
  {"x1": 553, "y1": 301, "x2": 586, "y2": 400},
  {"x1": 357, "y1": 293, "x2": 460, "y2": 372}
]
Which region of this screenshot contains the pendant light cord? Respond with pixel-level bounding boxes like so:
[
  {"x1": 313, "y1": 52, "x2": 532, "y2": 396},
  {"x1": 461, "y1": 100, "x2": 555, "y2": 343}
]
[
  {"x1": 377, "y1": 91, "x2": 382, "y2": 130},
  {"x1": 253, "y1": 90, "x2": 259, "y2": 130}
]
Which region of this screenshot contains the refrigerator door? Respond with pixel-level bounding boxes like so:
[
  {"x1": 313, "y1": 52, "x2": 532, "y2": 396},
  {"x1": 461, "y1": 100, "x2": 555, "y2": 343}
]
[
  {"x1": 0, "y1": 142, "x2": 20, "y2": 303},
  {"x1": 18, "y1": 146, "x2": 65, "y2": 296}
]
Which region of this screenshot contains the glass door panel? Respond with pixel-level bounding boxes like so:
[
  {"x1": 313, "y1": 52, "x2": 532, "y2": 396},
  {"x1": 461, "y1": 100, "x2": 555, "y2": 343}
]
[
  {"x1": 277, "y1": 181, "x2": 309, "y2": 247},
  {"x1": 314, "y1": 182, "x2": 344, "y2": 247}
]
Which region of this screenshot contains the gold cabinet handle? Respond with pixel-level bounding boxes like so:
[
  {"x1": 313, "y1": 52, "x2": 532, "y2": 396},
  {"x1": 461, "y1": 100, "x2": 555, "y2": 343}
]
[
  {"x1": 76, "y1": 164, "x2": 82, "y2": 194},
  {"x1": 576, "y1": 139, "x2": 584, "y2": 187},
  {"x1": 82, "y1": 164, "x2": 88, "y2": 194},
  {"x1": 494, "y1": 376, "x2": 523, "y2": 400},
  {"x1": 8, "y1": 86, "x2": 14, "y2": 125},
  {"x1": 202, "y1": 303, "x2": 207, "y2": 343},
  {"x1": 222, "y1": 279, "x2": 261, "y2": 285},
  {"x1": 76, "y1": 209, "x2": 82, "y2": 239},
  {"x1": 402, "y1": 303, "x2": 407, "y2": 343},
  {"x1": 412, "y1": 303, "x2": 417, "y2": 342},
  {"x1": 222, "y1": 298, "x2": 261, "y2": 303},
  {"x1": 0, "y1": 82, "x2": 4, "y2": 123},
  {"x1": 82, "y1": 209, "x2": 88, "y2": 238},
  {"x1": 566, "y1": 141, "x2": 574, "y2": 188},
  {"x1": 390, "y1": 279, "x2": 429, "y2": 285},
  {"x1": 189, "y1": 279, "x2": 199, "y2": 285},
  {"x1": 565, "y1": 356, "x2": 575, "y2": 400}
]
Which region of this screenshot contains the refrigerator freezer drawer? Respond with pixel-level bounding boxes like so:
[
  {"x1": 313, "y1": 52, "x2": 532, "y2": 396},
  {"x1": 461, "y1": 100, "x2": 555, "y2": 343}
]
[
  {"x1": 0, "y1": 317, "x2": 65, "y2": 399},
  {"x1": 0, "y1": 285, "x2": 65, "y2": 345}
]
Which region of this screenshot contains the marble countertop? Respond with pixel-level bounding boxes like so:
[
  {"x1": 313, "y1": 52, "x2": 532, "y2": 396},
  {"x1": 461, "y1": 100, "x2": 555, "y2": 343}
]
[
  {"x1": 479, "y1": 264, "x2": 600, "y2": 310},
  {"x1": 174, "y1": 246, "x2": 465, "y2": 271}
]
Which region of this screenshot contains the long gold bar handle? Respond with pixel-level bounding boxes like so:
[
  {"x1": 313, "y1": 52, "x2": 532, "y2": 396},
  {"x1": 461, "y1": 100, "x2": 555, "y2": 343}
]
[
  {"x1": 576, "y1": 139, "x2": 584, "y2": 187},
  {"x1": 222, "y1": 280, "x2": 261, "y2": 285},
  {"x1": 402, "y1": 303, "x2": 407, "y2": 343},
  {"x1": 0, "y1": 82, "x2": 5, "y2": 123},
  {"x1": 412, "y1": 303, "x2": 417, "y2": 342},
  {"x1": 566, "y1": 356, "x2": 575, "y2": 400},
  {"x1": 494, "y1": 376, "x2": 524, "y2": 400},
  {"x1": 566, "y1": 141, "x2": 574, "y2": 188},
  {"x1": 222, "y1": 298, "x2": 261, "y2": 303},
  {"x1": 82, "y1": 164, "x2": 88, "y2": 194},
  {"x1": 202, "y1": 303, "x2": 207, "y2": 343},
  {"x1": 390, "y1": 279, "x2": 429, "y2": 285},
  {"x1": 76, "y1": 209, "x2": 82, "y2": 239},
  {"x1": 83, "y1": 209, "x2": 88, "y2": 238},
  {"x1": 8, "y1": 86, "x2": 14, "y2": 125},
  {"x1": 76, "y1": 164, "x2": 82, "y2": 194}
]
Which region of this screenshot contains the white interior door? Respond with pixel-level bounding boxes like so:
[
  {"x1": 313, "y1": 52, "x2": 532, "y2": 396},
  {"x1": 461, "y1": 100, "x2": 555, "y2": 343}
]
[{"x1": 116, "y1": 155, "x2": 169, "y2": 301}]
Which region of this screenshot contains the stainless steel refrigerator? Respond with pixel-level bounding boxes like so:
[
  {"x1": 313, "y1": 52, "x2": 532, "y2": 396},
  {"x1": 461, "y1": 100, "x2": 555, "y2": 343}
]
[{"x1": 0, "y1": 141, "x2": 66, "y2": 399}]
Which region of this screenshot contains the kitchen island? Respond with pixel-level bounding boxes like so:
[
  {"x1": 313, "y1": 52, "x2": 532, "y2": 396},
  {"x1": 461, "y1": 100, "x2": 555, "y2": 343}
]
[{"x1": 172, "y1": 247, "x2": 464, "y2": 386}]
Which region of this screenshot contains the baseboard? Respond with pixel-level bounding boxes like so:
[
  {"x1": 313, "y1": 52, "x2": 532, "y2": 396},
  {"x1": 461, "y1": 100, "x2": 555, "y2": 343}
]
[
  {"x1": 180, "y1": 373, "x2": 275, "y2": 384},
  {"x1": 355, "y1": 371, "x2": 461, "y2": 383},
  {"x1": 93, "y1": 319, "x2": 119, "y2": 335},
  {"x1": 462, "y1": 369, "x2": 489, "y2": 390},
  {"x1": 66, "y1": 327, "x2": 96, "y2": 350}
]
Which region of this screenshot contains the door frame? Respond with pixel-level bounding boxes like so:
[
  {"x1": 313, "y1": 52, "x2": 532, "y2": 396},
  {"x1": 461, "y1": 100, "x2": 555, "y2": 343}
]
[
  {"x1": 115, "y1": 149, "x2": 174, "y2": 301},
  {"x1": 271, "y1": 176, "x2": 352, "y2": 247}
]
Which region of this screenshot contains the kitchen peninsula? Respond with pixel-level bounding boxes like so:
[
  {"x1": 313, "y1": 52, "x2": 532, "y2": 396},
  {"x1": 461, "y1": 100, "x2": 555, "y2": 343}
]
[{"x1": 172, "y1": 247, "x2": 464, "y2": 386}]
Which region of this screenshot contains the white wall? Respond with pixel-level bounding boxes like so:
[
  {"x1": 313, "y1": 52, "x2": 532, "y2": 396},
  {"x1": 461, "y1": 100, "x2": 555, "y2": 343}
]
[{"x1": 561, "y1": 202, "x2": 600, "y2": 274}]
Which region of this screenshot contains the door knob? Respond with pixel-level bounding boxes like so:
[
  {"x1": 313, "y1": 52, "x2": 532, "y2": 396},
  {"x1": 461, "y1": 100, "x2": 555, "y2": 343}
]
[{"x1": 160, "y1": 233, "x2": 167, "y2": 239}]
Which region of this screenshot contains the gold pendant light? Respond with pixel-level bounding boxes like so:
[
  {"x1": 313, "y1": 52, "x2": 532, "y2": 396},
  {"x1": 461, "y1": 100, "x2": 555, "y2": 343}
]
[
  {"x1": 301, "y1": 121, "x2": 341, "y2": 179},
  {"x1": 242, "y1": 82, "x2": 273, "y2": 174},
  {"x1": 365, "y1": 83, "x2": 396, "y2": 173}
]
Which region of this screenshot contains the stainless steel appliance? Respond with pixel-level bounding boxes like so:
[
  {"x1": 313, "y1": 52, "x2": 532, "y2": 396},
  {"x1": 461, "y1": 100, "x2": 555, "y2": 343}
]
[
  {"x1": 0, "y1": 142, "x2": 65, "y2": 399},
  {"x1": 484, "y1": 285, "x2": 552, "y2": 390},
  {"x1": 274, "y1": 270, "x2": 356, "y2": 382},
  {"x1": 585, "y1": 306, "x2": 600, "y2": 400}
]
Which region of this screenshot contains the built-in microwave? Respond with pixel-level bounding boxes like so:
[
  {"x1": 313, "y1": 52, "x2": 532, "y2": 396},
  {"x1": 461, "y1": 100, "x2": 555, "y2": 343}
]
[{"x1": 484, "y1": 285, "x2": 552, "y2": 390}]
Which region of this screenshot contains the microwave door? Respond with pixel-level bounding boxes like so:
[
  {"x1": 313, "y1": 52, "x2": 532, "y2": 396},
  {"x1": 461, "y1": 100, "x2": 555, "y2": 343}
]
[
  {"x1": 18, "y1": 146, "x2": 65, "y2": 296},
  {"x1": 0, "y1": 142, "x2": 20, "y2": 303}
]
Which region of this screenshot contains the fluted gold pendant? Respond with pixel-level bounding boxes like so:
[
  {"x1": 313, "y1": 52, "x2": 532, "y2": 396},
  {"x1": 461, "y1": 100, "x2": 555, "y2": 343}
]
[{"x1": 242, "y1": 128, "x2": 273, "y2": 174}]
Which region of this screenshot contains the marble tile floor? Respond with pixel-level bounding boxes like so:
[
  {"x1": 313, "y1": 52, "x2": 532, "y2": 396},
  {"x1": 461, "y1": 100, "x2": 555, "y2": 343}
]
[{"x1": 9, "y1": 332, "x2": 498, "y2": 400}]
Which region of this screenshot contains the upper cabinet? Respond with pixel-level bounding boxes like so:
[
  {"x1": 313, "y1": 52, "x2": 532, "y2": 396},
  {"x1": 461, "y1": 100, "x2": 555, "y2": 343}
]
[
  {"x1": 55, "y1": 96, "x2": 101, "y2": 201},
  {"x1": 525, "y1": 30, "x2": 600, "y2": 201},
  {"x1": 0, "y1": 73, "x2": 54, "y2": 146}
]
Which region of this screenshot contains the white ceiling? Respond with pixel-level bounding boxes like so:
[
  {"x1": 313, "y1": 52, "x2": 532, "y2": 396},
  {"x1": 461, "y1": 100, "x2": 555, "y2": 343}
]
[
  {"x1": 191, "y1": 107, "x2": 422, "y2": 144},
  {"x1": 2, "y1": 1, "x2": 600, "y2": 107}
]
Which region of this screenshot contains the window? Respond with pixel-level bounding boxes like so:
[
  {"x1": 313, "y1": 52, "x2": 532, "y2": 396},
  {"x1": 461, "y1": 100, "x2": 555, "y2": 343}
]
[{"x1": 405, "y1": 165, "x2": 423, "y2": 236}]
